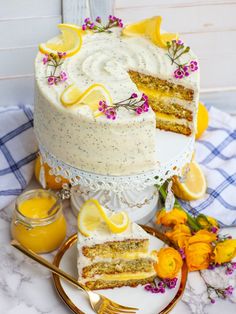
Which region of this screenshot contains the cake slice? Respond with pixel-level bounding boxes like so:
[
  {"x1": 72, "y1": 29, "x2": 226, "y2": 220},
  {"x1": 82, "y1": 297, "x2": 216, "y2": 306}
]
[{"x1": 77, "y1": 200, "x2": 156, "y2": 290}]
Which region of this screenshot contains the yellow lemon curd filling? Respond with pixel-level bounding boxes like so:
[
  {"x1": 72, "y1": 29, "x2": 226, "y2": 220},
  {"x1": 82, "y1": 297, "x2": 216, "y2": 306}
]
[
  {"x1": 86, "y1": 272, "x2": 156, "y2": 282},
  {"x1": 11, "y1": 190, "x2": 66, "y2": 253}
]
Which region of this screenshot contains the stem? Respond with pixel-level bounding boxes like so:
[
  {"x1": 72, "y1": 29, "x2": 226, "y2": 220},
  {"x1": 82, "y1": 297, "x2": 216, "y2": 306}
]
[{"x1": 158, "y1": 184, "x2": 202, "y2": 232}]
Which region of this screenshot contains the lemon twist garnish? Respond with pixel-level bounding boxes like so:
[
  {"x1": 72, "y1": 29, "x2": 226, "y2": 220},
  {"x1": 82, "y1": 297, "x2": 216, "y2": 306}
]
[
  {"x1": 60, "y1": 83, "x2": 112, "y2": 117},
  {"x1": 39, "y1": 24, "x2": 83, "y2": 57},
  {"x1": 122, "y1": 16, "x2": 178, "y2": 48},
  {"x1": 172, "y1": 161, "x2": 207, "y2": 201},
  {"x1": 78, "y1": 199, "x2": 130, "y2": 237}
]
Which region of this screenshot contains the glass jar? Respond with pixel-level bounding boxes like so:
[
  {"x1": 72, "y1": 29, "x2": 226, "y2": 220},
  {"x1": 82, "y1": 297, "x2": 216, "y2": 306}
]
[{"x1": 11, "y1": 189, "x2": 67, "y2": 253}]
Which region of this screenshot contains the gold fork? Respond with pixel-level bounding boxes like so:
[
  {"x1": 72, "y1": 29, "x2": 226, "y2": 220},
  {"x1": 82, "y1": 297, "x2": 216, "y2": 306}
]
[{"x1": 11, "y1": 240, "x2": 138, "y2": 314}]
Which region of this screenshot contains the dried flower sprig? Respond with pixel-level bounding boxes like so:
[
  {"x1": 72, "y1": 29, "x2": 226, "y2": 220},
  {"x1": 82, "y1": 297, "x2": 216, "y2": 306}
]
[
  {"x1": 199, "y1": 271, "x2": 234, "y2": 304},
  {"x1": 144, "y1": 277, "x2": 178, "y2": 294},
  {"x1": 98, "y1": 93, "x2": 149, "y2": 120},
  {"x1": 208, "y1": 261, "x2": 236, "y2": 275},
  {"x1": 166, "y1": 40, "x2": 198, "y2": 79},
  {"x1": 42, "y1": 52, "x2": 68, "y2": 85},
  {"x1": 82, "y1": 15, "x2": 123, "y2": 33}
]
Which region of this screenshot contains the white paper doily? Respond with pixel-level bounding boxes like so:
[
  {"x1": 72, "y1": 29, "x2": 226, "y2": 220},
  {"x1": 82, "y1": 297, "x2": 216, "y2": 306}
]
[{"x1": 38, "y1": 129, "x2": 195, "y2": 193}]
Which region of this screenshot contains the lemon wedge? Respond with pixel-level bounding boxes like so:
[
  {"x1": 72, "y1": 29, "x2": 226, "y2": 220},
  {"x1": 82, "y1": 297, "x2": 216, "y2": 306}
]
[
  {"x1": 60, "y1": 83, "x2": 112, "y2": 117},
  {"x1": 172, "y1": 161, "x2": 207, "y2": 201},
  {"x1": 78, "y1": 199, "x2": 130, "y2": 237},
  {"x1": 122, "y1": 16, "x2": 178, "y2": 49},
  {"x1": 39, "y1": 24, "x2": 82, "y2": 57}
]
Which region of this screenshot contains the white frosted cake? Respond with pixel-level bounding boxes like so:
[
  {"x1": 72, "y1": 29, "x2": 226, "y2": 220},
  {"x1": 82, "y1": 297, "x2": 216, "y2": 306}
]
[{"x1": 34, "y1": 16, "x2": 199, "y2": 176}]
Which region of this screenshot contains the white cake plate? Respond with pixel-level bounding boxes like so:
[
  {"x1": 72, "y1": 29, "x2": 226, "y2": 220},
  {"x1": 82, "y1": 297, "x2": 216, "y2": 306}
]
[{"x1": 38, "y1": 129, "x2": 195, "y2": 223}]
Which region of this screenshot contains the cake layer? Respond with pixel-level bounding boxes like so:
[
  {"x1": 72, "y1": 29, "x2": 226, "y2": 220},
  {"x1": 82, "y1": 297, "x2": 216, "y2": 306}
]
[
  {"x1": 82, "y1": 239, "x2": 149, "y2": 259},
  {"x1": 85, "y1": 275, "x2": 156, "y2": 290},
  {"x1": 82, "y1": 258, "x2": 154, "y2": 278},
  {"x1": 155, "y1": 112, "x2": 192, "y2": 136},
  {"x1": 150, "y1": 99, "x2": 193, "y2": 121},
  {"x1": 128, "y1": 70, "x2": 195, "y2": 101}
]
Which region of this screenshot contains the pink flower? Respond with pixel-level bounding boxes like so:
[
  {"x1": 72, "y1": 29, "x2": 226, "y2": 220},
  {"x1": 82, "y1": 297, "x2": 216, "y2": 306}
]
[
  {"x1": 60, "y1": 71, "x2": 68, "y2": 82},
  {"x1": 141, "y1": 102, "x2": 149, "y2": 112},
  {"x1": 183, "y1": 66, "x2": 190, "y2": 77},
  {"x1": 225, "y1": 286, "x2": 234, "y2": 296},
  {"x1": 105, "y1": 108, "x2": 117, "y2": 120},
  {"x1": 109, "y1": 15, "x2": 115, "y2": 22},
  {"x1": 142, "y1": 93, "x2": 148, "y2": 101},
  {"x1": 84, "y1": 17, "x2": 90, "y2": 24},
  {"x1": 136, "y1": 106, "x2": 143, "y2": 115},
  {"x1": 174, "y1": 68, "x2": 185, "y2": 79},
  {"x1": 131, "y1": 93, "x2": 138, "y2": 98},
  {"x1": 90, "y1": 23, "x2": 95, "y2": 29},
  {"x1": 48, "y1": 76, "x2": 56, "y2": 85},
  {"x1": 177, "y1": 39, "x2": 184, "y2": 46},
  {"x1": 82, "y1": 24, "x2": 87, "y2": 31},
  {"x1": 98, "y1": 100, "x2": 107, "y2": 112},
  {"x1": 96, "y1": 16, "x2": 101, "y2": 23},
  {"x1": 57, "y1": 52, "x2": 67, "y2": 58},
  {"x1": 43, "y1": 54, "x2": 49, "y2": 64},
  {"x1": 232, "y1": 262, "x2": 236, "y2": 270},
  {"x1": 189, "y1": 60, "x2": 198, "y2": 72}
]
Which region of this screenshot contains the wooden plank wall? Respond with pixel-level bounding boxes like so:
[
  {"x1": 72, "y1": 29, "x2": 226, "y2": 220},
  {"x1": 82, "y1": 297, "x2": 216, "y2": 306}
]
[{"x1": 0, "y1": 0, "x2": 61, "y2": 106}]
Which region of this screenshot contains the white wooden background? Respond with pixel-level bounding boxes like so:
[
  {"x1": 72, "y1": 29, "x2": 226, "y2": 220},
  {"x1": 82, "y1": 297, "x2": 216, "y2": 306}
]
[{"x1": 0, "y1": 0, "x2": 236, "y2": 113}]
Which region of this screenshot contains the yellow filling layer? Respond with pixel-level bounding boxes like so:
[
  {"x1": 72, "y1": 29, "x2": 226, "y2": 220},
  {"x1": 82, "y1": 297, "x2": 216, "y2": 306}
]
[
  {"x1": 90, "y1": 271, "x2": 156, "y2": 282},
  {"x1": 139, "y1": 86, "x2": 171, "y2": 98},
  {"x1": 155, "y1": 112, "x2": 180, "y2": 122}
]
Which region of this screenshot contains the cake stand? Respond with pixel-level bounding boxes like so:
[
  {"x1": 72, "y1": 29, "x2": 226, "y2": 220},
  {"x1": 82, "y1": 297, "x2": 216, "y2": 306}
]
[{"x1": 38, "y1": 129, "x2": 195, "y2": 224}]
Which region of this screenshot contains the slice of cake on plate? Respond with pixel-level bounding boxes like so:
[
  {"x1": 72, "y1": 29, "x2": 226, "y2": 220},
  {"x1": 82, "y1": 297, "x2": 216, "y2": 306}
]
[{"x1": 77, "y1": 199, "x2": 157, "y2": 290}]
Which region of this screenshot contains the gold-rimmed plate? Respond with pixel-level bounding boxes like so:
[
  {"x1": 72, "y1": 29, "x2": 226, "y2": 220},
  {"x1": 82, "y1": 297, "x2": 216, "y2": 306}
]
[{"x1": 52, "y1": 225, "x2": 188, "y2": 314}]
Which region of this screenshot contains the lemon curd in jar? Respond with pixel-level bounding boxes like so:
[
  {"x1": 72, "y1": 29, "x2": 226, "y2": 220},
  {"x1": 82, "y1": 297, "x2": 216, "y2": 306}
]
[{"x1": 11, "y1": 189, "x2": 67, "y2": 253}]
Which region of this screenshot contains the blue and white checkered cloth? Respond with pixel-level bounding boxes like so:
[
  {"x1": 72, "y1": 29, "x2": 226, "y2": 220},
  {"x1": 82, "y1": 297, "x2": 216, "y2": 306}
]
[
  {"x1": 0, "y1": 105, "x2": 235, "y2": 226},
  {"x1": 0, "y1": 105, "x2": 37, "y2": 210},
  {"x1": 180, "y1": 106, "x2": 236, "y2": 227}
]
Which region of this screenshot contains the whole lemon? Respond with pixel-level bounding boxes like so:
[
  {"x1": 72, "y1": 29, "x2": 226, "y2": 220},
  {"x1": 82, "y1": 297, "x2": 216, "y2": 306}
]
[
  {"x1": 34, "y1": 155, "x2": 69, "y2": 190},
  {"x1": 196, "y1": 102, "x2": 209, "y2": 139}
]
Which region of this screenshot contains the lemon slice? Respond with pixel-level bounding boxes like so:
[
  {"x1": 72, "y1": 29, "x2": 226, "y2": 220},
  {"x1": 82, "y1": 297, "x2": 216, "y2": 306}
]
[
  {"x1": 76, "y1": 83, "x2": 112, "y2": 113},
  {"x1": 39, "y1": 24, "x2": 82, "y2": 57},
  {"x1": 61, "y1": 83, "x2": 112, "y2": 117},
  {"x1": 60, "y1": 83, "x2": 82, "y2": 107},
  {"x1": 122, "y1": 19, "x2": 149, "y2": 36},
  {"x1": 78, "y1": 199, "x2": 130, "y2": 237},
  {"x1": 122, "y1": 16, "x2": 178, "y2": 49},
  {"x1": 145, "y1": 16, "x2": 178, "y2": 48},
  {"x1": 172, "y1": 161, "x2": 207, "y2": 201},
  {"x1": 108, "y1": 212, "x2": 130, "y2": 233}
]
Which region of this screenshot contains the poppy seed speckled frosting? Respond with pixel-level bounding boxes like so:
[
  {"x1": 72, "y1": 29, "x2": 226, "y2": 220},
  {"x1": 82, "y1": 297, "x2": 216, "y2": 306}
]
[{"x1": 34, "y1": 22, "x2": 199, "y2": 176}]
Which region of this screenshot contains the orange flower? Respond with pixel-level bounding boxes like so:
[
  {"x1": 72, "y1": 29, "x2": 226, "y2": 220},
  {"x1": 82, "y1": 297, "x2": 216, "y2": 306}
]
[
  {"x1": 188, "y1": 230, "x2": 217, "y2": 244},
  {"x1": 184, "y1": 230, "x2": 216, "y2": 272},
  {"x1": 185, "y1": 242, "x2": 212, "y2": 271},
  {"x1": 166, "y1": 224, "x2": 192, "y2": 248},
  {"x1": 154, "y1": 247, "x2": 183, "y2": 279},
  {"x1": 156, "y1": 208, "x2": 187, "y2": 227},
  {"x1": 213, "y1": 239, "x2": 236, "y2": 264}
]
